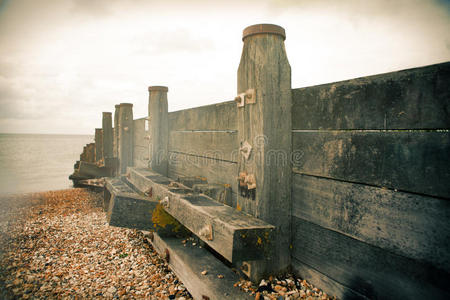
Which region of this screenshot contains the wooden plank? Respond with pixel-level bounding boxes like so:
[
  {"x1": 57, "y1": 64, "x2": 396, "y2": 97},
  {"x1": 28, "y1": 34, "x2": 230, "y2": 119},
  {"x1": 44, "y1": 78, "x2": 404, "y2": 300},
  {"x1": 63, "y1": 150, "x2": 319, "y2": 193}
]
[
  {"x1": 148, "y1": 232, "x2": 252, "y2": 300},
  {"x1": 133, "y1": 118, "x2": 148, "y2": 147},
  {"x1": 292, "y1": 174, "x2": 450, "y2": 272},
  {"x1": 127, "y1": 167, "x2": 275, "y2": 263},
  {"x1": 292, "y1": 61, "x2": 450, "y2": 130},
  {"x1": 169, "y1": 131, "x2": 238, "y2": 162},
  {"x1": 292, "y1": 131, "x2": 450, "y2": 198},
  {"x1": 291, "y1": 217, "x2": 450, "y2": 299},
  {"x1": 78, "y1": 161, "x2": 111, "y2": 178},
  {"x1": 169, "y1": 101, "x2": 237, "y2": 131},
  {"x1": 105, "y1": 177, "x2": 158, "y2": 231},
  {"x1": 292, "y1": 258, "x2": 368, "y2": 300},
  {"x1": 133, "y1": 146, "x2": 149, "y2": 168}
]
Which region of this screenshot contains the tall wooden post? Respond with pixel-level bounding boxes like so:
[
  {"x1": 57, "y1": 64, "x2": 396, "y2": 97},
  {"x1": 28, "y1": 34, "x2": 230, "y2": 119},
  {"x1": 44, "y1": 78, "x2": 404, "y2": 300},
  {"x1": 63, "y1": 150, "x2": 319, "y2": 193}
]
[
  {"x1": 95, "y1": 128, "x2": 103, "y2": 162},
  {"x1": 113, "y1": 104, "x2": 120, "y2": 158},
  {"x1": 118, "y1": 103, "x2": 134, "y2": 174},
  {"x1": 102, "y1": 112, "x2": 113, "y2": 160},
  {"x1": 148, "y1": 86, "x2": 169, "y2": 176},
  {"x1": 236, "y1": 24, "x2": 292, "y2": 279}
]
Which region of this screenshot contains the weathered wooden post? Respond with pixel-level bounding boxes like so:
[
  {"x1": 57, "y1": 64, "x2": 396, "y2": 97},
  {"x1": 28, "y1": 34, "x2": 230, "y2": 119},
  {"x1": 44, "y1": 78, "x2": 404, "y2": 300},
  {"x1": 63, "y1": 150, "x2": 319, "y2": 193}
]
[
  {"x1": 236, "y1": 24, "x2": 292, "y2": 279},
  {"x1": 102, "y1": 112, "x2": 113, "y2": 160},
  {"x1": 148, "y1": 86, "x2": 169, "y2": 176},
  {"x1": 95, "y1": 128, "x2": 103, "y2": 162},
  {"x1": 113, "y1": 104, "x2": 120, "y2": 158},
  {"x1": 118, "y1": 103, "x2": 134, "y2": 174}
]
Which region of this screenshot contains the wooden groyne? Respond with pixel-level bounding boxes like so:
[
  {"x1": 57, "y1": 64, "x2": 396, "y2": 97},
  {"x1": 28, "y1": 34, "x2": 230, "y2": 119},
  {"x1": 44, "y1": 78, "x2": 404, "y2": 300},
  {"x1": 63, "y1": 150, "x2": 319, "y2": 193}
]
[{"x1": 70, "y1": 23, "x2": 450, "y2": 300}]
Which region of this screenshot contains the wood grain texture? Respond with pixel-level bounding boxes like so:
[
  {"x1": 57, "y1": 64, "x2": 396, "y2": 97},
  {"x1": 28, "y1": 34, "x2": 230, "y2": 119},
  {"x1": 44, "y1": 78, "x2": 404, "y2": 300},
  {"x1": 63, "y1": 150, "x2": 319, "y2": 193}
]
[
  {"x1": 149, "y1": 232, "x2": 253, "y2": 300},
  {"x1": 292, "y1": 61, "x2": 450, "y2": 130},
  {"x1": 169, "y1": 130, "x2": 238, "y2": 162},
  {"x1": 94, "y1": 128, "x2": 103, "y2": 162},
  {"x1": 118, "y1": 105, "x2": 134, "y2": 174},
  {"x1": 292, "y1": 131, "x2": 450, "y2": 198},
  {"x1": 113, "y1": 105, "x2": 120, "y2": 158},
  {"x1": 291, "y1": 217, "x2": 450, "y2": 300},
  {"x1": 102, "y1": 112, "x2": 113, "y2": 158},
  {"x1": 292, "y1": 173, "x2": 450, "y2": 272},
  {"x1": 291, "y1": 258, "x2": 368, "y2": 300},
  {"x1": 169, "y1": 100, "x2": 237, "y2": 131},
  {"x1": 148, "y1": 89, "x2": 169, "y2": 175},
  {"x1": 168, "y1": 151, "x2": 238, "y2": 209},
  {"x1": 128, "y1": 168, "x2": 275, "y2": 263},
  {"x1": 237, "y1": 30, "x2": 292, "y2": 277},
  {"x1": 133, "y1": 118, "x2": 149, "y2": 168}
]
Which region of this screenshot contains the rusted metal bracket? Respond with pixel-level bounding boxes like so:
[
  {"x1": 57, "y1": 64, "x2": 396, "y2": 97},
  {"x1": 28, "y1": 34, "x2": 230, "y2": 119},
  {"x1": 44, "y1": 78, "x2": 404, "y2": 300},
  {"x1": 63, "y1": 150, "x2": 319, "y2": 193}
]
[
  {"x1": 199, "y1": 224, "x2": 214, "y2": 241},
  {"x1": 239, "y1": 140, "x2": 252, "y2": 160},
  {"x1": 234, "y1": 89, "x2": 256, "y2": 107},
  {"x1": 160, "y1": 196, "x2": 170, "y2": 208}
]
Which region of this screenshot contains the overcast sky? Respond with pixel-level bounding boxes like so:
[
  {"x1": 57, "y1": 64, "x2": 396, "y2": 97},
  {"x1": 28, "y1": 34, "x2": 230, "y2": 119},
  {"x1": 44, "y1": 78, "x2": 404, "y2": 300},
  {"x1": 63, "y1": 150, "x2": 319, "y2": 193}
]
[{"x1": 0, "y1": 0, "x2": 449, "y2": 134}]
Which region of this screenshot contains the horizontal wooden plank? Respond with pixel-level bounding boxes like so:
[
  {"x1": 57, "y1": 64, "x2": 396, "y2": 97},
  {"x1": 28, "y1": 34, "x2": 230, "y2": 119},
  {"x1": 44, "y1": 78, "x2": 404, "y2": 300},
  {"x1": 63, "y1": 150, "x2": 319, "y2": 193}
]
[
  {"x1": 168, "y1": 150, "x2": 237, "y2": 190},
  {"x1": 292, "y1": 258, "x2": 368, "y2": 300},
  {"x1": 292, "y1": 62, "x2": 450, "y2": 130},
  {"x1": 169, "y1": 101, "x2": 237, "y2": 131},
  {"x1": 292, "y1": 131, "x2": 450, "y2": 198},
  {"x1": 292, "y1": 174, "x2": 450, "y2": 272},
  {"x1": 292, "y1": 217, "x2": 450, "y2": 299},
  {"x1": 169, "y1": 131, "x2": 238, "y2": 162},
  {"x1": 128, "y1": 168, "x2": 275, "y2": 263},
  {"x1": 149, "y1": 232, "x2": 252, "y2": 300}
]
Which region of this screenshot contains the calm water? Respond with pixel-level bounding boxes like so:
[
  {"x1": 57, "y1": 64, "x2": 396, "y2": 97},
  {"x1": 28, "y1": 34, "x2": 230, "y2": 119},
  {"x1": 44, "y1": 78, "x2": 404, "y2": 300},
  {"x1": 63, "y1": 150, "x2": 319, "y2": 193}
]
[{"x1": 0, "y1": 134, "x2": 93, "y2": 196}]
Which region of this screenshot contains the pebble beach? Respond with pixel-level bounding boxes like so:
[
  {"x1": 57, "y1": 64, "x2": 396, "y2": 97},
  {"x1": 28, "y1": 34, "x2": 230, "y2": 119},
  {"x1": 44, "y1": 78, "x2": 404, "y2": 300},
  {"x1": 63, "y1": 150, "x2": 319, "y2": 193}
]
[{"x1": 0, "y1": 188, "x2": 335, "y2": 300}]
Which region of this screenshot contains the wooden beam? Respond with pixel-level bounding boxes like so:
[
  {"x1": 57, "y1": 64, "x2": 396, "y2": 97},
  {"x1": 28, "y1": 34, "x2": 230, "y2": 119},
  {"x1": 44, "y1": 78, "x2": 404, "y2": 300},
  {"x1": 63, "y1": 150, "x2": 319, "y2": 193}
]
[
  {"x1": 127, "y1": 167, "x2": 275, "y2": 263},
  {"x1": 169, "y1": 101, "x2": 237, "y2": 131},
  {"x1": 105, "y1": 177, "x2": 158, "y2": 231},
  {"x1": 292, "y1": 131, "x2": 450, "y2": 198},
  {"x1": 236, "y1": 23, "x2": 292, "y2": 279},
  {"x1": 292, "y1": 61, "x2": 450, "y2": 130},
  {"x1": 169, "y1": 130, "x2": 238, "y2": 162},
  {"x1": 148, "y1": 232, "x2": 252, "y2": 300},
  {"x1": 148, "y1": 86, "x2": 169, "y2": 176},
  {"x1": 291, "y1": 216, "x2": 450, "y2": 299}
]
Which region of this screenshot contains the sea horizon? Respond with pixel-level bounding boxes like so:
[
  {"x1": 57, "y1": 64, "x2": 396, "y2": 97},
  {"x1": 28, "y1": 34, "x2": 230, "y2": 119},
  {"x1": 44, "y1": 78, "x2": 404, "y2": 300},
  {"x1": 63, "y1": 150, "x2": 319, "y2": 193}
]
[{"x1": 0, "y1": 133, "x2": 94, "y2": 196}]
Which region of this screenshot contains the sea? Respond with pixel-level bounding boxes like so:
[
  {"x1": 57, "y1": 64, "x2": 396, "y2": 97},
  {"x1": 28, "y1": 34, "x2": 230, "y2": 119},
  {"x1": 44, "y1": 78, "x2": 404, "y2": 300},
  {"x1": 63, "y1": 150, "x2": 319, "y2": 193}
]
[{"x1": 0, "y1": 133, "x2": 94, "y2": 196}]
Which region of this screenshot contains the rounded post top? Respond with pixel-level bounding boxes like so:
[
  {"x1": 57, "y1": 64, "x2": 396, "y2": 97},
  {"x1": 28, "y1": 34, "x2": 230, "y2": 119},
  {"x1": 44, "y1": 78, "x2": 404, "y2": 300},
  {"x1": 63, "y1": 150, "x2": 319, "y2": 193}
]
[
  {"x1": 242, "y1": 24, "x2": 286, "y2": 41},
  {"x1": 102, "y1": 112, "x2": 112, "y2": 115},
  {"x1": 148, "y1": 86, "x2": 168, "y2": 92},
  {"x1": 119, "y1": 103, "x2": 133, "y2": 107},
  {"x1": 115, "y1": 104, "x2": 120, "y2": 108}
]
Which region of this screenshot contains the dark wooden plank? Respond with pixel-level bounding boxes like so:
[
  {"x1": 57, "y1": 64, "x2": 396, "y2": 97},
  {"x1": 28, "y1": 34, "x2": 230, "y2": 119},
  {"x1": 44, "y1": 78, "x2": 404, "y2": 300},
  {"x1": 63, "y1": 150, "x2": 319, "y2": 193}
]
[
  {"x1": 168, "y1": 151, "x2": 237, "y2": 191},
  {"x1": 292, "y1": 258, "x2": 368, "y2": 300},
  {"x1": 292, "y1": 62, "x2": 450, "y2": 130},
  {"x1": 127, "y1": 168, "x2": 275, "y2": 263},
  {"x1": 169, "y1": 131, "x2": 238, "y2": 162},
  {"x1": 292, "y1": 174, "x2": 450, "y2": 272},
  {"x1": 292, "y1": 131, "x2": 450, "y2": 198},
  {"x1": 148, "y1": 232, "x2": 253, "y2": 300},
  {"x1": 169, "y1": 100, "x2": 237, "y2": 131},
  {"x1": 291, "y1": 217, "x2": 450, "y2": 300},
  {"x1": 105, "y1": 177, "x2": 158, "y2": 231},
  {"x1": 78, "y1": 161, "x2": 111, "y2": 178}
]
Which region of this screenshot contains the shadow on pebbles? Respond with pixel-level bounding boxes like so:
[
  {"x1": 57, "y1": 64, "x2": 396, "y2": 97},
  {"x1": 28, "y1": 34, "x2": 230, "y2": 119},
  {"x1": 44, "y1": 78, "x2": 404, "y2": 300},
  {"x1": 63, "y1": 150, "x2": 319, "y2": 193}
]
[{"x1": 0, "y1": 188, "x2": 192, "y2": 299}]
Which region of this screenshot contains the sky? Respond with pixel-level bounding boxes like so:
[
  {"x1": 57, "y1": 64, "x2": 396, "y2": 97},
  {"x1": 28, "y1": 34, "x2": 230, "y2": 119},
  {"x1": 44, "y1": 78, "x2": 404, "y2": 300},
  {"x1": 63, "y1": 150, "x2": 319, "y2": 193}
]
[{"x1": 0, "y1": 0, "x2": 449, "y2": 134}]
